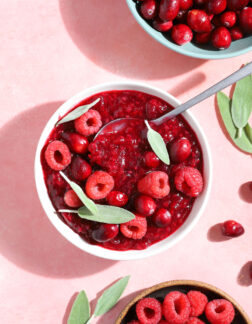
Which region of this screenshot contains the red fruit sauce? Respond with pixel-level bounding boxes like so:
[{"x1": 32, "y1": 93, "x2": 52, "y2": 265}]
[{"x1": 41, "y1": 90, "x2": 203, "y2": 251}]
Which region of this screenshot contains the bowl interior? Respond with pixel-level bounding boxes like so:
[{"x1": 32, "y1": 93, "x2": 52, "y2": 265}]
[
  {"x1": 126, "y1": 0, "x2": 252, "y2": 59},
  {"x1": 116, "y1": 280, "x2": 251, "y2": 324},
  {"x1": 35, "y1": 82, "x2": 212, "y2": 261}
]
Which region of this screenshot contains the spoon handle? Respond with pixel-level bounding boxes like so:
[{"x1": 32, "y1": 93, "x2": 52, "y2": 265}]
[{"x1": 155, "y1": 61, "x2": 252, "y2": 122}]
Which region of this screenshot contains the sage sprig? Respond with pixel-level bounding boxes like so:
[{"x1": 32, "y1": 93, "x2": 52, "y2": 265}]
[
  {"x1": 231, "y1": 74, "x2": 252, "y2": 138},
  {"x1": 56, "y1": 98, "x2": 100, "y2": 126},
  {"x1": 145, "y1": 120, "x2": 170, "y2": 165},
  {"x1": 59, "y1": 171, "x2": 98, "y2": 215},
  {"x1": 59, "y1": 173, "x2": 135, "y2": 224},
  {"x1": 217, "y1": 92, "x2": 252, "y2": 153},
  {"x1": 67, "y1": 276, "x2": 130, "y2": 324}
]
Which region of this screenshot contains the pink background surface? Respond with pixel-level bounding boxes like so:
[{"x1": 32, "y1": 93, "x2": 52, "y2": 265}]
[{"x1": 0, "y1": 1, "x2": 251, "y2": 323}]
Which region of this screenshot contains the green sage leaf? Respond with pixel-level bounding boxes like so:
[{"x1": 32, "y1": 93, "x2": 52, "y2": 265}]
[
  {"x1": 67, "y1": 290, "x2": 90, "y2": 324},
  {"x1": 78, "y1": 205, "x2": 135, "y2": 224},
  {"x1": 217, "y1": 92, "x2": 252, "y2": 153},
  {"x1": 56, "y1": 98, "x2": 100, "y2": 126},
  {"x1": 245, "y1": 123, "x2": 252, "y2": 144},
  {"x1": 94, "y1": 276, "x2": 130, "y2": 317},
  {"x1": 59, "y1": 171, "x2": 98, "y2": 215},
  {"x1": 145, "y1": 120, "x2": 170, "y2": 165},
  {"x1": 231, "y1": 74, "x2": 252, "y2": 137}
]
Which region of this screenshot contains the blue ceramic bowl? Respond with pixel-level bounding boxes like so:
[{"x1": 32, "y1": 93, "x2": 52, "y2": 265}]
[{"x1": 126, "y1": 0, "x2": 252, "y2": 59}]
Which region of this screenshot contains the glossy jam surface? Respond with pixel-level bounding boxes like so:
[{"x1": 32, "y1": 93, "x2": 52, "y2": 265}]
[{"x1": 41, "y1": 90, "x2": 203, "y2": 251}]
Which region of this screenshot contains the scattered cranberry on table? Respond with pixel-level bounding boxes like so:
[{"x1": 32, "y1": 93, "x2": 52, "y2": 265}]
[
  {"x1": 221, "y1": 220, "x2": 245, "y2": 237},
  {"x1": 134, "y1": 0, "x2": 252, "y2": 49}
]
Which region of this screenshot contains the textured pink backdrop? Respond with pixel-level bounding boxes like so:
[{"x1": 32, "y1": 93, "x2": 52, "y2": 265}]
[{"x1": 0, "y1": 1, "x2": 251, "y2": 323}]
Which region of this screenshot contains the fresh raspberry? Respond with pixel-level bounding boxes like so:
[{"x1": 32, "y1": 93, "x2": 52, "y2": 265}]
[
  {"x1": 186, "y1": 318, "x2": 205, "y2": 324},
  {"x1": 205, "y1": 299, "x2": 235, "y2": 324},
  {"x1": 136, "y1": 297, "x2": 162, "y2": 324},
  {"x1": 107, "y1": 191, "x2": 128, "y2": 207},
  {"x1": 74, "y1": 109, "x2": 102, "y2": 136},
  {"x1": 85, "y1": 171, "x2": 114, "y2": 200},
  {"x1": 137, "y1": 171, "x2": 170, "y2": 199},
  {"x1": 120, "y1": 215, "x2": 147, "y2": 240},
  {"x1": 64, "y1": 189, "x2": 82, "y2": 208},
  {"x1": 187, "y1": 290, "x2": 208, "y2": 317},
  {"x1": 174, "y1": 167, "x2": 203, "y2": 197},
  {"x1": 45, "y1": 140, "x2": 71, "y2": 171},
  {"x1": 163, "y1": 291, "x2": 190, "y2": 324}
]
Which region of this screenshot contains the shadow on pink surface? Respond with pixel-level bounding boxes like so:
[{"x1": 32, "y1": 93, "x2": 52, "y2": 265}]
[
  {"x1": 207, "y1": 223, "x2": 232, "y2": 242},
  {"x1": 0, "y1": 102, "x2": 116, "y2": 278},
  {"x1": 59, "y1": 0, "x2": 205, "y2": 80},
  {"x1": 239, "y1": 182, "x2": 252, "y2": 203},
  {"x1": 237, "y1": 261, "x2": 252, "y2": 287}
]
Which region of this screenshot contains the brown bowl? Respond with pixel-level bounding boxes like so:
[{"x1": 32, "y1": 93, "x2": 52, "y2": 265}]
[{"x1": 115, "y1": 280, "x2": 251, "y2": 324}]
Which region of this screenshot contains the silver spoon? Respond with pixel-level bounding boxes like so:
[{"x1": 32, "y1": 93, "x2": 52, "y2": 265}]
[{"x1": 96, "y1": 62, "x2": 252, "y2": 138}]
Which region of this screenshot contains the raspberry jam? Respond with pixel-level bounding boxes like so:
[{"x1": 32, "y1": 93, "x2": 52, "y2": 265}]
[{"x1": 41, "y1": 90, "x2": 203, "y2": 251}]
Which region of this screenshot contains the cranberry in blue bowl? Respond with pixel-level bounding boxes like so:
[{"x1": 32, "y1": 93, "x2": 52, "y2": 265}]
[{"x1": 34, "y1": 82, "x2": 212, "y2": 260}]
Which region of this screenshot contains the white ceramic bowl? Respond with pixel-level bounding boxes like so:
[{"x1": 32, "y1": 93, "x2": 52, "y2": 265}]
[{"x1": 34, "y1": 82, "x2": 212, "y2": 260}]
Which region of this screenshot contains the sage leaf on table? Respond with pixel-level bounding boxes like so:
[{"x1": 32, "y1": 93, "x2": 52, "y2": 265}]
[
  {"x1": 94, "y1": 276, "x2": 130, "y2": 317},
  {"x1": 67, "y1": 290, "x2": 90, "y2": 324},
  {"x1": 217, "y1": 92, "x2": 252, "y2": 153},
  {"x1": 145, "y1": 120, "x2": 170, "y2": 165},
  {"x1": 56, "y1": 98, "x2": 100, "y2": 126},
  {"x1": 78, "y1": 205, "x2": 135, "y2": 224},
  {"x1": 59, "y1": 171, "x2": 98, "y2": 215},
  {"x1": 245, "y1": 124, "x2": 252, "y2": 144},
  {"x1": 231, "y1": 74, "x2": 252, "y2": 138}
]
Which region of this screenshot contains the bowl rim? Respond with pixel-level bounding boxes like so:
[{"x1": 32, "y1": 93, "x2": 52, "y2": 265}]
[
  {"x1": 115, "y1": 279, "x2": 251, "y2": 323},
  {"x1": 125, "y1": 0, "x2": 252, "y2": 60},
  {"x1": 34, "y1": 81, "x2": 212, "y2": 261}
]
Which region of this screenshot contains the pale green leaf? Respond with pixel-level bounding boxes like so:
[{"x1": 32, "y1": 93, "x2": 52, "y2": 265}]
[
  {"x1": 94, "y1": 276, "x2": 130, "y2": 317},
  {"x1": 60, "y1": 171, "x2": 98, "y2": 215},
  {"x1": 67, "y1": 291, "x2": 90, "y2": 324},
  {"x1": 78, "y1": 205, "x2": 135, "y2": 224},
  {"x1": 245, "y1": 123, "x2": 252, "y2": 144},
  {"x1": 145, "y1": 120, "x2": 170, "y2": 165},
  {"x1": 217, "y1": 92, "x2": 252, "y2": 153},
  {"x1": 56, "y1": 98, "x2": 100, "y2": 126},
  {"x1": 231, "y1": 74, "x2": 252, "y2": 131}
]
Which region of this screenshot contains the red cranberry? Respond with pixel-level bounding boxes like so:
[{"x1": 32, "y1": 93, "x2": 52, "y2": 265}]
[
  {"x1": 220, "y1": 11, "x2": 237, "y2": 27},
  {"x1": 61, "y1": 132, "x2": 89, "y2": 154},
  {"x1": 135, "y1": 195, "x2": 156, "y2": 216},
  {"x1": 153, "y1": 208, "x2": 172, "y2": 227},
  {"x1": 239, "y1": 7, "x2": 252, "y2": 35},
  {"x1": 227, "y1": 0, "x2": 248, "y2": 10},
  {"x1": 221, "y1": 220, "x2": 245, "y2": 237},
  {"x1": 107, "y1": 191, "x2": 128, "y2": 207},
  {"x1": 207, "y1": 0, "x2": 227, "y2": 14},
  {"x1": 144, "y1": 151, "x2": 160, "y2": 168},
  {"x1": 180, "y1": 0, "x2": 193, "y2": 10},
  {"x1": 212, "y1": 15, "x2": 222, "y2": 26},
  {"x1": 171, "y1": 24, "x2": 193, "y2": 45},
  {"x1": 194, "y1": 0, "x2": 207, "y2": 6},
  {"x1": 175, "y1": 10, "x2": 188, "y2": 23},
  {"x1": 170, "y1": 137, "x2": 192, "y2": 162},
  {"x1": 71, "y1": 156, "x2": 92, "y2": 181},
  {"x1": 92, "y1": 224, "x2": 119, "y2": 242},
  {"x1": 211, "y1": 26, "x2": 232, "y2": 49},
  {"x1": 153, "y1": 19, "x2": 173, "y2": 32},
  {"x1": 159, "y1": 0, "x2": 180, "y2": 21},
  {"x1": 194, "y1": 31, "x2": 211, "y2": 44},
  {"x1": 187, "y1": 10, "x2": 212, "y2": 33},
  {"x1": 230, "y1": 26, "x2": 243, "y2": 40},
  {"x1": 141, "y1": 0, "x2": 157, "y2": 20}
]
